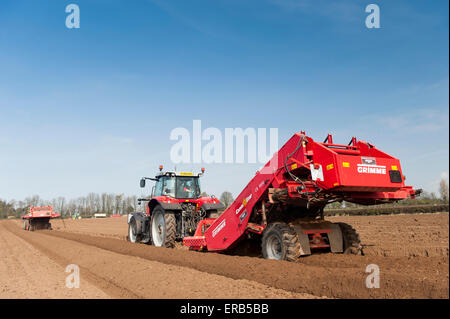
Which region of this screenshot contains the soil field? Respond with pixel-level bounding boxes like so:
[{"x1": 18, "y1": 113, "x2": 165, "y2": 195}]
[{"x1": 1, "y1": 213, "x2": 448, "y2": 299}]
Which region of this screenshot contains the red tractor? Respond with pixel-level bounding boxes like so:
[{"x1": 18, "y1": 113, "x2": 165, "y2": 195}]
[
  {"x1": 22, "y1": 206, "x2": 61, "y2": 231},
  {"x1": 127, "y1": 166, "x2": 224, "y2": 247}
]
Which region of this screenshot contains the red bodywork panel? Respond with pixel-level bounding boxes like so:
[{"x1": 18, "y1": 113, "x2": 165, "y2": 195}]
[
  {"x1": 183, "y1": 132, "x2": 418, "y2": 252},
  {"x1": 145, "y1": 196, "x2": 221, "y2": 216},
  {"x1": 22, "y1": 206, "x2": 61, "y2": 219}
]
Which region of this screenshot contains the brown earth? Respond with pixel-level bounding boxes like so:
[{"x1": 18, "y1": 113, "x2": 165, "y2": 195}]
[
  {"x1": 49, "y1": 213, "x2": 450, "y2": 258},
  {"x1": 0, "y1": 223, "x2": 108, "y2": 299},
  {"x1": 0, "y1": 221, "x2": 317, "y2": 299},
  {"x1": 1, "y1": 213, "x2": 449, "y2": 299},
  {"x1": 328, "y1": 213, "x2": 449, "y2": 257}
]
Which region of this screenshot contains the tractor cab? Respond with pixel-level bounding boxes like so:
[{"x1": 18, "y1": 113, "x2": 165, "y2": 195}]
[
  {"x1": 140, "y1": 166, "x2": 205, "y2": 200},
  {"x1": 130, "y1": 166, "x2": 223, "y2": 247}
]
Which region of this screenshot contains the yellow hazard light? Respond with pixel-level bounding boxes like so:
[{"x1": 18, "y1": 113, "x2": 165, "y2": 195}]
[
  {"x1": 326, "y1": 164, "x2": 334, "y2": 170},
  {"x1": 333, "y1": 182, "x2": 339, "y2": 187},
  {"x1": 291, "y1": 163, "x2": 297, "y2": 170},
  {"x1": 343, "y1": 162, "x2": 350, "y2": 168},
  {"x1": 391, "y1": 165, "x2": 398, "y2": 170}
]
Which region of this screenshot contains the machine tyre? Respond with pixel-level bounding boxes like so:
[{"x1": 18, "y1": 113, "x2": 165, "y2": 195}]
[
  {"x1": 127, "y1": 219, "x2": 138, "y2": 243},
  {"x1": 261, "y1": 222, "x2": 301, "y2": 261},
  {"x1": 151, "y1": 206, "x2": 176, "y2": 248},
  {"x1": 338, "y1": 222, "x2": 363, "y2": 255}
]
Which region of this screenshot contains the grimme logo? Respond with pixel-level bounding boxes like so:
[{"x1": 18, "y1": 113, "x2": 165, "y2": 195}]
[
  {"x1": 358, "y1": 157, "x2": 386, "y2": 174},
  {"x1": 236, "y1": 194, "x2": 253, "y2": 215},
  {"x1": 357, "y1": 164, "x2": 386, "y2": 175},
  {"x1": 212, "y1": 219, "x2": 226, "y2": 238},
  {"x1": 170, "y1": 120, "x2": 278, "y2": 164}
]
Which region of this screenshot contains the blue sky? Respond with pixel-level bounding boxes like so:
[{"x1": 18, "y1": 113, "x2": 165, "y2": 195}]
[{"x1": 0, "y1": 0, "x2": 448, "y2": 201}]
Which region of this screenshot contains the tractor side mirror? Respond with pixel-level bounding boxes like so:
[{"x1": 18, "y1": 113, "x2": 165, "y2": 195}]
[{"x1": 140, "y1": 179, "x2": 145, "y2": 188}]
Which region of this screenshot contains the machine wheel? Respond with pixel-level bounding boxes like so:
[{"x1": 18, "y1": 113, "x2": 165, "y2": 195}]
[
  {"x1": 338, "y1": 222, "x2": 363, "y2": 255},
  {"x1": 261, "y1": 222, "x2": 301, "y2": 261},
  {"x1": 29, "y1": 222, "x2": 35, "y2": 232},
  {"x1": 127, "y1": 219, "x2": 138, "y2": 243},
  {"x1": 151, "y1": 206, "x2": 176, "y2": 248},
  {"x1": 23, "y1": 219, "x2": 29, "y2": 230}
]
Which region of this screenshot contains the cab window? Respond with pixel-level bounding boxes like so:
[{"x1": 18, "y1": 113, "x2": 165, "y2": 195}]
[
  {"x1": 153, "y1": 177, "x2": 164, "y2": 197},
  {"x1": 176, "y1": 177, "x2": 200, "y2": 199},
  {"x1": 162, "y1": 177, "x2": 176, "y2": 197}
]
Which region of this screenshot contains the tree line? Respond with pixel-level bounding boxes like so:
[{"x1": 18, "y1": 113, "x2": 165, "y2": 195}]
[
  {"x1": 0, "y1": 178, "x2": 448, "y2": 219},
  {"x1": 0, "y1": 193, "x2": 138, "y2": 219},
  {"x1": 0, "y1": 191, "x2": 236, "y2": 219}
]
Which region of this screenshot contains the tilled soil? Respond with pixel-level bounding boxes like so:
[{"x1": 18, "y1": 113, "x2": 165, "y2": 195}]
[
  {"x1": 0, "y1": 224, "x2": 108, "y2": 298},
  {"x1": 327, "y1": 213, "x2": 449, "y2": 257},
  {"x1": 49, "y1": 214, "x2": 450, "y2": 258},
  {"x1": 0, "y1": 222, "x2": 317, "y2": 299},
  {"x1": 2, "y1": 213, "x2": 449, "y2": 299}
]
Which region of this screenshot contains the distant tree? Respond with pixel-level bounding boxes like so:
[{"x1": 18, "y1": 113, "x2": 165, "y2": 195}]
[
  {"x1": 219, "y1": 191, "x2": 234, "y2": 208},
  {"x1": 439, "y1": 178, "x2": 449, "y2": 202},
  {"x1": 54, "y1": 196, "x2": 66, "y2": 216},
  {"x1": 0, "y1": 199, "x2": 17, "y2": 219},
  {"x1": 116, "y1": 194, "x2": 124, "y2": 215},
  {"x1": 130, "y1": 195, "x2": 137, "y2": 211}
]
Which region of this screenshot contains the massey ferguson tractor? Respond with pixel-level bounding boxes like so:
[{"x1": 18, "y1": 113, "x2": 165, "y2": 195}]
[
  {"x1": 127, "y1": 166, "x2": 225, "y2": 247},
  {"x1": 129, "y1": 132, "x2": 420, "y2": 261},
  {"x1": 22, "y1": 206, "x2": 61, "y2": 231}
]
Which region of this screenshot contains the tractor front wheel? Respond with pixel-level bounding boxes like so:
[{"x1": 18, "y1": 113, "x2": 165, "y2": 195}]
[
  {"x1": 127, "y1": 219, "x2": 138, "y2": 243},
  {"x1": 261, "y1": 222, "x2": 301, "y2": 261},
  {"x1": 151, "y1": 206, "x2": 176, "y2": 248}
]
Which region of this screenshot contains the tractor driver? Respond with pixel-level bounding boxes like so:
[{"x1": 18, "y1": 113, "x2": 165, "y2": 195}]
[{"x1": 178, "y1": 179, "x2": 194, "y2": 198}]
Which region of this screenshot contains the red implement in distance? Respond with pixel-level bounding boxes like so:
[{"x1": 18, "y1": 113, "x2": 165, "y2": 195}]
[{"x1": 22, "y1": 206, "x2": 60, "y2": 231}]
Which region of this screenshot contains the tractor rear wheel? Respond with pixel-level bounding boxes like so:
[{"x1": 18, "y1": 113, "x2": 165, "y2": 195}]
[
  {"x1": 151, "y1": 206, "x2": 176, "y2": 248},
  {"x1": 338, "y1": 222, "x2": 363, "y2": 255},
  {"x1": 261, "y1": 222, "x2": 301, "y2": 261}
]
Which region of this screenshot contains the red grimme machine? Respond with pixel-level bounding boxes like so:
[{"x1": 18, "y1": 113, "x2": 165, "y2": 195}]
[{"x1": 183, "y1": 132, "x2": 420, "y2": 260}]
